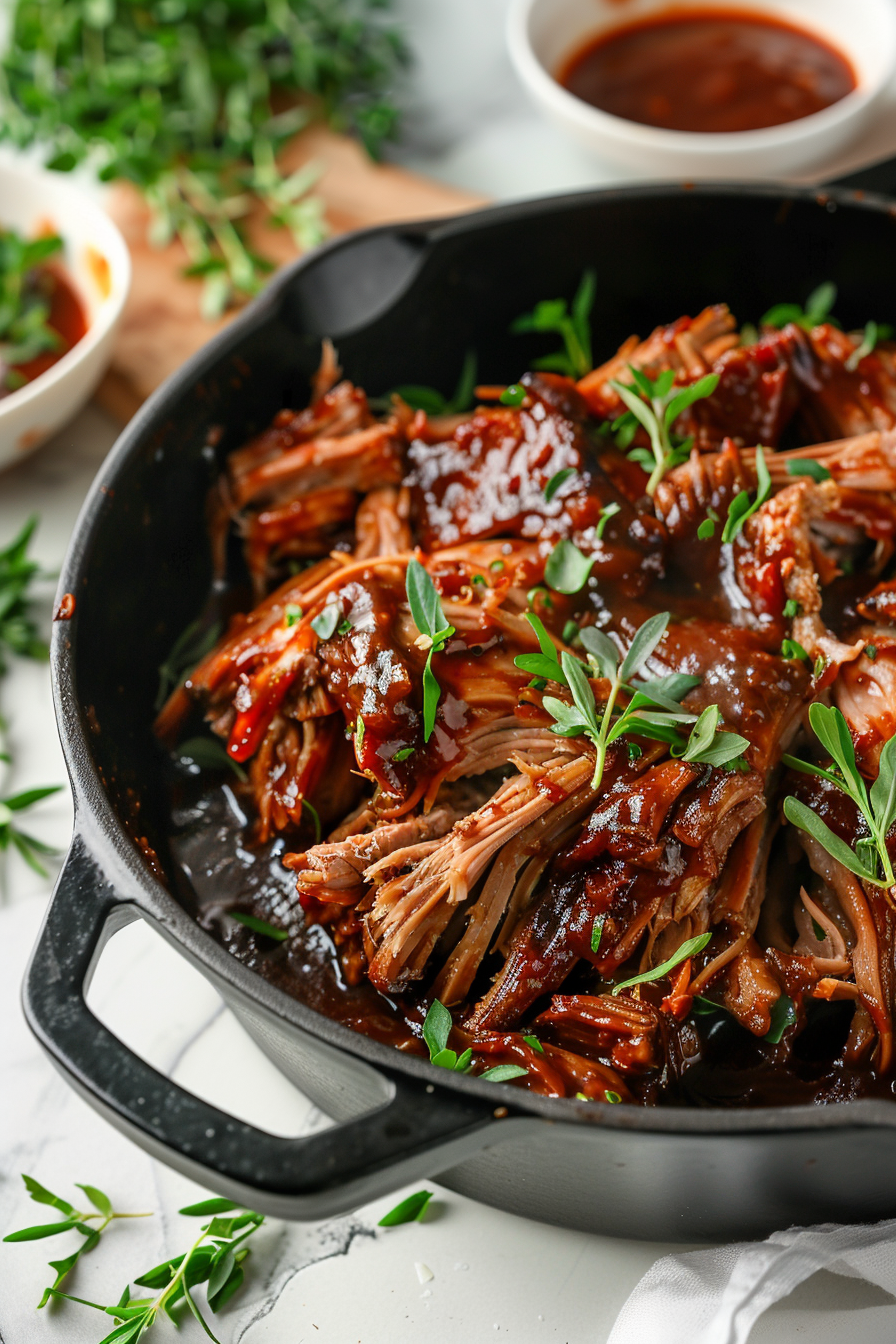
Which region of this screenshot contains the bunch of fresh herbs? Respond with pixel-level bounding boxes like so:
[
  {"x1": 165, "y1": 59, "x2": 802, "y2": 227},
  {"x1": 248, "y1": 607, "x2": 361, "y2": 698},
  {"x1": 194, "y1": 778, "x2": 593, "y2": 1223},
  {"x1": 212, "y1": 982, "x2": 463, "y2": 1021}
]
[
  {"x1": 5, "y1": 1179, "x2": 266, "y2": 1341},
  {"x1": 0, "y1": 0, "x2": 406, "y2": 315}
]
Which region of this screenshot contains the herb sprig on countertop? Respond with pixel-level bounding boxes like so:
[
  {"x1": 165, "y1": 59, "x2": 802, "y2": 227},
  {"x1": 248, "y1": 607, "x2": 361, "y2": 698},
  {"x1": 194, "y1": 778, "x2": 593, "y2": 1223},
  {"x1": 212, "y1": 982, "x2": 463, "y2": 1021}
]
[
  {"x1": 3, "y1": 1175, "x2": 152, "y2": 1307},
  {"x1": 0, "y1": 515, "x2": 49, "y2": 673},
  {"x1": 0, "y1": 229, "x2": 65, "y2": 394},
  {"x1": 0, "y1": 0, "x2": 406, "y2": 315},
  {"x1": 6, "y1": 1180, "x2": 266, "y2": 1341}
]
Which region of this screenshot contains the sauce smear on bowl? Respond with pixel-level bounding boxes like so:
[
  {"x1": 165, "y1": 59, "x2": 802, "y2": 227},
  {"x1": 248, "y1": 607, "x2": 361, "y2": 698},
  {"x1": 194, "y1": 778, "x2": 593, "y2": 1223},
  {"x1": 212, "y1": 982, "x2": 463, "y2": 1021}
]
[{"x1": 559, "y1": 7, "x2": 856, "y2": 133}]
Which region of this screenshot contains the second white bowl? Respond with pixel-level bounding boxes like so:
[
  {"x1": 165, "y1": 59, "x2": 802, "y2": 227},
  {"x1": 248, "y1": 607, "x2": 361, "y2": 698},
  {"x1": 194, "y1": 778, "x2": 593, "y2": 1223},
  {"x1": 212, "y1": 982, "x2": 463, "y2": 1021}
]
[{"x1": 0, "y1": 159, "x2": 131, "y2": 471}]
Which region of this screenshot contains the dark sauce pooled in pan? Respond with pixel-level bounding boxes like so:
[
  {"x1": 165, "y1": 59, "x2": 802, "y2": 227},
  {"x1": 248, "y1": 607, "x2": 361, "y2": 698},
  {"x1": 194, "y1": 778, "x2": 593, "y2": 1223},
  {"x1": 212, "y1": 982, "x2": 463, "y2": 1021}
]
[{"x1": 166, "y1": 773, "x2": 896, "y2": 1108}]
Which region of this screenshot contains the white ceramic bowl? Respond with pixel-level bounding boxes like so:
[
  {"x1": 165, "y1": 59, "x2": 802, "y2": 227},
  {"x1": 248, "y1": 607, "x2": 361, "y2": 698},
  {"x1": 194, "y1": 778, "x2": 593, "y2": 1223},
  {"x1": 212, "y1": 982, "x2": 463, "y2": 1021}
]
[
  {"x1": 508, "y1": 0, "x2": 896, "y2": 179},
  {"x1": 0, "y1": 159, "x2": 131, "y2": 470}
]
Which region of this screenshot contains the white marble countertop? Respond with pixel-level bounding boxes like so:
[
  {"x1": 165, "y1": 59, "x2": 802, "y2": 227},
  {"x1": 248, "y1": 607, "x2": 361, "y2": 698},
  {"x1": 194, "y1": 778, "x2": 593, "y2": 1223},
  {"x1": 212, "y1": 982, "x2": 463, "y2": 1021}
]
[{"x1": 5, "y1": 2, "x2": 896, "y2": 1340}]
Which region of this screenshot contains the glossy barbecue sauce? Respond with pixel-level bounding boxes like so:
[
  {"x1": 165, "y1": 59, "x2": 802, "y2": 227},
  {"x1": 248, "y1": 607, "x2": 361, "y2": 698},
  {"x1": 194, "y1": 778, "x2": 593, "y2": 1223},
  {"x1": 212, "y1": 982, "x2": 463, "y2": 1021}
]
[{"x1": 559, "y1": 8, "x2": 856, "y2": 134}]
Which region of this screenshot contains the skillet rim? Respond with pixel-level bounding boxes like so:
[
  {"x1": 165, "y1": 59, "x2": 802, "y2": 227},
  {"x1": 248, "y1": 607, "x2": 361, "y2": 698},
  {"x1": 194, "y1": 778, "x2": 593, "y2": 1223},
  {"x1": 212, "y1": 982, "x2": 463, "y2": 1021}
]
[{"x1": 50, "y1": 177, "x2": 896, "y2": 1135}]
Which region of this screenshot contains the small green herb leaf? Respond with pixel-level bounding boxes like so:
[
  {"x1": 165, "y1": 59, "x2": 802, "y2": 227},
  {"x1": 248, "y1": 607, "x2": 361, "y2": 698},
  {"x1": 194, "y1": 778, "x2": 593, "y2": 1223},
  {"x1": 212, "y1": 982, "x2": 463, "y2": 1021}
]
[
  {"x1": 591, "y1": 916, "x2": 604, "y2": 954},
  {"x1": 422, "y1": 999, "x2": 452, "y2": 1062},
  {"x1": 721, "y1": 446, "x2": 771, "y2": 544},
  {"x1": 596, "y1": 501, "x2": 621, "y2": 540},
  {"x1": 580, "y1": 626, "x2": 619, "y2": 680},
  {"x1": 511, "y1": 270, "x2": 595, "y2": 378},
  {"x1": 500, "y1": 384, "x2": 526, "y2": 407},
  {"x1": 786, "y1": 459, "x2": 831, "y2": 482},
  {"x1": 620, "y1": 611, "x2": 669, "y2": 682},
  {"x1": 230, "y1": 912, "x2": 289, "y2": 941},
  {"x1": 378, "y1": 1190, "x2": 434, "y2": 1227},
  {"x1": 479, "y1": 1064, "x2": 528, "y2": 1083},
  {"x1": 764, "y1": 995, "x2": 797, "y2": 1044},
  {"x1": 311, "y1": 602, "x2": 341, "y2": 640},
  {"x1": 846, "y1": 320, "x2": 879, "y2": 371},
  {"x1": 612, "y1": 933, "x2": 711, "y2": 996},
  {"x1": 544, "y1": 538, "x2": 594, "y2": 594},
  {"x1": 544, "y1": 467, "x2": 576, "y2": 502}
]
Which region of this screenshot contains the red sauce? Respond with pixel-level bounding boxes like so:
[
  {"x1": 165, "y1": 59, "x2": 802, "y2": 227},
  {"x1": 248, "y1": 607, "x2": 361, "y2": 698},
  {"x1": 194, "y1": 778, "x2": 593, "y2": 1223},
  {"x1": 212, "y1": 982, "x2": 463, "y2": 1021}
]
[
  {"x1": 14, "y1": 263, "x2": 89, "y2": 386},
  {"x1": 559, "y1": 7, "x2": 856, "y2": 134}
]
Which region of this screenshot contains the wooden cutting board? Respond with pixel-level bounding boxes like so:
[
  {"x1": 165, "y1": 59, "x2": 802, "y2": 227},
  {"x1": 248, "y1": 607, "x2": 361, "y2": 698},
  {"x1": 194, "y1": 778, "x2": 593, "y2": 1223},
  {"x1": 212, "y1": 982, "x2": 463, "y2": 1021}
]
[{"x1": 95, "y1": 126, "x2": 486, "y2": 422}]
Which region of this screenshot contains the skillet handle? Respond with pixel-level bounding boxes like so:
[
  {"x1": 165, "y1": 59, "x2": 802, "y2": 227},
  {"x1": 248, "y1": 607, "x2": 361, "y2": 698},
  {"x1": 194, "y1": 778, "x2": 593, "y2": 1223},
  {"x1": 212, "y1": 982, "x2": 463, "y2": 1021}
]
[
  {"x1": 23, "y1": 837, "x2": 496, "y2": 1220},
  {"x1": 826, "y1": 153, "x2": 896, "y2": 195}
]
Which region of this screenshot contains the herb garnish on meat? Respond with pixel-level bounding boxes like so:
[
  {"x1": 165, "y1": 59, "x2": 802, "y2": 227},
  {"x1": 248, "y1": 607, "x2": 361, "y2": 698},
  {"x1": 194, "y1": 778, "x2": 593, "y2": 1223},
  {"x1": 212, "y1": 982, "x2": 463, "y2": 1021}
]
[
  {"x1": 609, "y1": 366, "x2": 720, "y2": 495},
  {"x1": 784, "y1": 706, "x2": 896, "y2": 892}
]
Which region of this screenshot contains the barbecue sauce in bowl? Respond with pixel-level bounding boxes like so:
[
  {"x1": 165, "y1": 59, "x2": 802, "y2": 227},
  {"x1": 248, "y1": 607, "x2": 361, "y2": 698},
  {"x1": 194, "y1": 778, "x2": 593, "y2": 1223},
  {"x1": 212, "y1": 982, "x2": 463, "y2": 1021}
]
[{"x1": 559, "y1": 7, "x2": 856, "y2": 134}]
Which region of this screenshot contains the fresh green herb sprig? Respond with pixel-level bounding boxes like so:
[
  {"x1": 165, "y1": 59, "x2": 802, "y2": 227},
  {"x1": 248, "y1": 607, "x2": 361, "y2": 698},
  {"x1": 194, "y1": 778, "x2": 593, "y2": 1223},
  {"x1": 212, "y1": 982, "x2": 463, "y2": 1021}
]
[
  {"x1": 596, "y1": 501, "x2": 621, "y2": 539},
  {"x1": 761, "y1": 282, "x2": 838, "y2": 331},
  {"x1": 514, "y1": 612, "x2": 570, "y2": 686},
  {"x1": 511, "y1": 270, "x2": 596, "y2": 379},
  {"x1": 391, "y1": 351, "x2": 477, "y2": 417},
  {"x1": 784, "y1": 705, "x2": 896, "y2": 891},
  {"x1": 764, "y1": 994, "x2": 797, "y2": 1044},
  {"x1": 36, "y1": 1196, "x2": 265, "y2": 1342},
  {"x1": 155, "y1": 617, "x2": 222, "y2": 711},
  {"x1": 721, "y1": 446, "x2": 771, "y2": 544},
  {"x1": 0, "y1": 515, "x2": 49, "y2": 674},
  {"x1": 612, "y1": 932, "x2": 711, "y2": 996},
  {"x1": 698, "y1": 507, "x2": 719, "y2": 540},
  {"x1": 0, "y1": 0, "x2": 406, "y2": 314},
  {"x1": 542, "y1": 613, "x2": 679, "y2": 790},
  {"x1": 539, "y1": 614, "x2": 747, "y2": 790},
  {"x1": 609, "y1": 366, "x2": 720, "y2": 496},
  {"x1": 406, "y1": 560, "x2": 455, "y2": 741},
  {"x1": 3, "y1": 1176, "x2": 153, "y2": 1308},
  {"x1": 0, "y1": 229, "x2": 65, "y2": 393}
]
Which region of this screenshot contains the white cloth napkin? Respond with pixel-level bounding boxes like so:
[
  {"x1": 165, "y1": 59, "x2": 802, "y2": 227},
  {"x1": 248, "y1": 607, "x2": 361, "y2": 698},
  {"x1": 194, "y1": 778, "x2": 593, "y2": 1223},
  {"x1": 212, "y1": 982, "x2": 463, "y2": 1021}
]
[{"x1": 609, "y1": 1219, "x2": 896, "y2": 1344}]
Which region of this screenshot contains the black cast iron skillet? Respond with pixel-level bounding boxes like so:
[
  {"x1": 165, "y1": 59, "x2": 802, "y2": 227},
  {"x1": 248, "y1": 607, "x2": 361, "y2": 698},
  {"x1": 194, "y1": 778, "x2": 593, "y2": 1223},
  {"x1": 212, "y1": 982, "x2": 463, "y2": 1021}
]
[{"x1": 25, "y1": 159, "x2": 896, "y2": 1243}]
